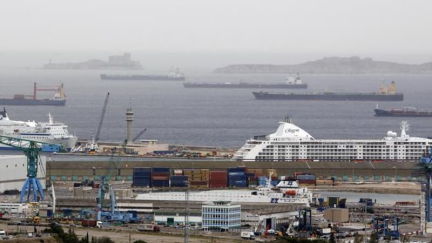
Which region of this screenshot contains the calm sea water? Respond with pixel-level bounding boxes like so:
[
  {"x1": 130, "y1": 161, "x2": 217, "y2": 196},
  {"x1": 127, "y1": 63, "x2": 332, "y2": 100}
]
[{"x1": 1, "y1": 69, "x2": 432, "y2": 148}]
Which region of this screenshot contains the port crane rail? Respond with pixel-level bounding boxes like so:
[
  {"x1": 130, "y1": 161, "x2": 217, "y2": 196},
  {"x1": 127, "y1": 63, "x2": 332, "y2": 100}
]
[{"x1": 0, "y1": 135, "x2": 64, "y2": 202}]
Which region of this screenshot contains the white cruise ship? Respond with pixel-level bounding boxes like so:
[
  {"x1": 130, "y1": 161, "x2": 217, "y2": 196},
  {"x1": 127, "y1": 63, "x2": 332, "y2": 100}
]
[
  {"x1": 233, "y1": 117, "x2": 432, "y2": 162},
  {"x1": 135, "y1": 176, "x2": 313, "y2": 206},
  {"x1": 0, "y1": 108, "x2": 78, "y2": 151}
]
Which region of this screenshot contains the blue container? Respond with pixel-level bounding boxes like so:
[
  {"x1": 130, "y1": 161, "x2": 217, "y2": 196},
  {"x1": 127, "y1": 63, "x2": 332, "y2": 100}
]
[
  {"x1": 228, "y1": 168, "x2": 246, "y2": 173},
  {"x1": 152, "y1": 180, "x2": 170, "y2": 187},
  {"x1": 228, "y1": 172, "x2": 245, "y2": 176},
  {"x1": 133, "y1": 176, "x2": 151, "y2": 187},
  {"x1": 170, "y1": 175, "x2": 188, "y2": 181},
  {"x1": 152, "y1": 168, "x2": 170, "y2": 173},
  {"x1": 134, "y1": 167, "x2": 151, "y2": 172},
  {"x1": 245, "y1": 173, "x2": 255, "y2": 178},
  {"x1": 229, "y1": 180, "x2": 247, "y2": 187},
  {"x1": 170, "y1": 182, "x2": 187, "y2": 187},
  {"x1": 134, "y1": 172, "x2": 151, "y2": 177},
  {"x1": 271, "y1": 180, "x2": 279, "y2": 186}
]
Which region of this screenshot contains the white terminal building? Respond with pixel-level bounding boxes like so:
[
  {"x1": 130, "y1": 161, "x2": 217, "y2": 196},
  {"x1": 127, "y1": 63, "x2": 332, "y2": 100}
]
[{"x1": 201, "y1": 201, "x2": 241, "y2": 230}]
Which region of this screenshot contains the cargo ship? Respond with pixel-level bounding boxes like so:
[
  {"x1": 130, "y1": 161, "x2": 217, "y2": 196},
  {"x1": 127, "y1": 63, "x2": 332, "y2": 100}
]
[
  {"x1": 100, "y1": 67, "x2": 185, "y2": 81},
  {"x1": 374, "y1": 106, "x2": 432, "y2": 117},
  {"x1": 233, "y1": 116, "x2": 432, "y2": 162},
  {"x1": 0, "y1": 83, "x2": 66, "y2": 106},
  {"x1": 183, "y1": 75, "x2": 307, "y2": 89},
  {"x1": 252, "y1": 81, "x2": 403, "y2": 101}
]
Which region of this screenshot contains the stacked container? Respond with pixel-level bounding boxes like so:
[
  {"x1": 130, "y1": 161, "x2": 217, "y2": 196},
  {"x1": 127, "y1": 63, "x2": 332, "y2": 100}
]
[
  {"x1": 257, "y1": 176, "x2": 268, "y2": 187},
  {"x1": 151, "y1": 168, "x2": 170, "y2": 187},
  {"x1": 133, "y1": 167, "x2": 151, "y2": 187},
  {"x1": 228, "y1": 167, "x2": 247, "y2": 188},
  {"x1": 184, "y1": 169, "x2": 209, "y2": 188},
  {"x1": 209, "y1": 171, "x2": 228, "y2": 188},
  {"x1": 245, "y1": 169, "x2": 257, "y2": 187},
  {"x1": 297, "y1": 174, "x2": 316, "y2": 186},
  {"x1": 170, "y1": 175, "x2": 188, "y2": 187}
]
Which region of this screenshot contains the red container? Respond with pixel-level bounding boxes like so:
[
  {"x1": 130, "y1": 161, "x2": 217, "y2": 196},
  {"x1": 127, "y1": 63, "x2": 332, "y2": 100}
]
[
  {"x1": 152, "y1": 172, "x2": 170, "y2": 176},
  {"x1": 152, "y1": 176, "x2": 170, "y2": 181}
]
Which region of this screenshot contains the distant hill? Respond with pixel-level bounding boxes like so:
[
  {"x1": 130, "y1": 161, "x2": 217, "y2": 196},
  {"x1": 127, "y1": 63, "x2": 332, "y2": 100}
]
[{"x1": 214, "y1": 56, "x2": 432, "y2": 74}]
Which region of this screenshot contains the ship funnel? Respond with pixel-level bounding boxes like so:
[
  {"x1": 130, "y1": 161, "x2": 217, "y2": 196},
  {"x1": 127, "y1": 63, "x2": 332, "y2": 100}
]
[
  {"x1": 389, "y1": 81, "x2": 396, "y2": 95},
  {"x1": 284, "y1": 116, "x2": 292, "y2": 123}
]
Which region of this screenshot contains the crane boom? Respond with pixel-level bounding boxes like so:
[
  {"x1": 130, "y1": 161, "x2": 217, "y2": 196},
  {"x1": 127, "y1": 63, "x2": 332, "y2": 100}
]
[
  {"x1": 95, "y1": 92, "x2": 110, "y2": 141},
  {"x1": 132, "y1": 128, "x2": 147, "y2": 142}
]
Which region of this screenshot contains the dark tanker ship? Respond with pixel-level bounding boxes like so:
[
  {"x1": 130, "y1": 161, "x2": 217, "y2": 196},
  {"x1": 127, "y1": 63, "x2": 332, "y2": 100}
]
[
  {"x1": 253, "y1": 81, "x2": 403, "y2": 102},
  {"x1": 184, "y1": 75, "x2": 307, "y2": 89},
  {"x1": 374, "y1": 106, "x2": 432, "y2": 117}
]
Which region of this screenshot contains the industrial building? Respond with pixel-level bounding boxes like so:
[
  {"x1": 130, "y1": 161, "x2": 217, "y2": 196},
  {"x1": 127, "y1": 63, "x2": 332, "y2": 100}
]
[
  {"x1": 202, "y1": 201, "x2": 241, "y2": 230},
  {"x1": 0, "y1": 155, "x2": 46, "y2": 194}
]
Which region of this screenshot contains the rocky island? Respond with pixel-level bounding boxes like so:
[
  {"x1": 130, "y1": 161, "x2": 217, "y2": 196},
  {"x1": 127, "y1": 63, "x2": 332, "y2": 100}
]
[{"x1": 214, "y1": 56, "x2": 432, "y2": 74}]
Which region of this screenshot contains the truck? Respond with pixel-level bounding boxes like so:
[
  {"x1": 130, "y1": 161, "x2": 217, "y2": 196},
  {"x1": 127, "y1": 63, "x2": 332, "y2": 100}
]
[
  {"x1": 137, "y1": 224, "x2": 160, "y2": 232},
  {"x1": 241, "y1": 231, "x2": 255, "y2": 240}
]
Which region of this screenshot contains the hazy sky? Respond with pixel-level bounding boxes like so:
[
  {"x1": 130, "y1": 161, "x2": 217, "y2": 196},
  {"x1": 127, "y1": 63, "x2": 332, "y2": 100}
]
[{"x1": 1, "y1": 0, "x2": 431, "y2": 68}]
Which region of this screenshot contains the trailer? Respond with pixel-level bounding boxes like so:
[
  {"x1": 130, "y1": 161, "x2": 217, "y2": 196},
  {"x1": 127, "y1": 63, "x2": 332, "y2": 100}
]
[{"x1": 137, "y1": 224, "x2": 160, "y2": 232}]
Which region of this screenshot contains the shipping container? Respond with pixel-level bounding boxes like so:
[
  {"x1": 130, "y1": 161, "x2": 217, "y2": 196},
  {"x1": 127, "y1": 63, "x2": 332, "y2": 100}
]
[
  {"x1": 152, "y1": 180, "x2": 169, "y2": 187},
  {"x1": 173, "y1": 169, "x2": 183, "y2": 175},
  {"x1": 228, "y1": 167, "x2": 246, "y2": 173},
  {"x1": 152, "y1": 168, "x2": 170, "y2": 173},
  {"x1": 152, "y1": 176, "x2": 170, "y2": 181}
]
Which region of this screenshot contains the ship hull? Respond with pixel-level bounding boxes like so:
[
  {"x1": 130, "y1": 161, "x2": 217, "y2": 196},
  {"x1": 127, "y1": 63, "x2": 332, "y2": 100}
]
[
  {"x1": 100, "y1": 74, "x2": 185, "y2": 81},
  {"x1": 135, "y1": 189, "x2": 310, "y2": 205},
  {"x1": 374, "y1": 109, "x2": 432, "y2": 117},
  {"x1": 0, "y1": 98, "x2": 66, "y2": 106},
  {"x1": 183, "y1": 82, "x2": 307, "y2": 89},
  {"x1": 253, "y1": 92, "x2": 404, "y2": 101}
]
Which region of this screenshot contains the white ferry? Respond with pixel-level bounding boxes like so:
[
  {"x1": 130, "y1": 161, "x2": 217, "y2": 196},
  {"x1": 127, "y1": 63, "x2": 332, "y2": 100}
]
[
  {"x1": 233, "y1": 117, "x2": 432, "y2": 162},
  {"x1": 0, "y1": 108, "x2": 78, "y2": 151},
  {"x1": 135, "y1": 175, "x2": 312, "y2": 206}
]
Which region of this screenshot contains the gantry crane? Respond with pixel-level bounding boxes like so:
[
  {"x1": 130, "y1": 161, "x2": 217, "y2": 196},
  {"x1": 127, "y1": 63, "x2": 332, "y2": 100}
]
[
  {"x1": 0, "y1": 135, "x2": 63, "y2": 202},
  {"x1": 413, "y1": 147, "x2": 432, "y2": 235}
]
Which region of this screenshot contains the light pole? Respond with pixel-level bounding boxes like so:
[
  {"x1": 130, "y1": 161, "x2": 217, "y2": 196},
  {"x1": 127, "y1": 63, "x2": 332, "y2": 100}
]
[
  {"x1": 352, "y1": 162, "x2": 357, "y2": 182},
  {"x1": 393, "y1": 166, "x2": 397, "y2": 182}
]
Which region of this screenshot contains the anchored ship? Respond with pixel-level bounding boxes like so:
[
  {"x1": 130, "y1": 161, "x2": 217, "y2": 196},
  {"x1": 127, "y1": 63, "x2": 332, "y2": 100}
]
[
  {"x1": 135, "y1": 174, "x2": 313, "y2": 205},
  {"x1": 374, "y1": 106, "x2": 432, "y2": 117},
  {"x1": 0, "y1": 109, "x2": 78, "y2": 151},
  {"x1": 100, "y1": 67, "x2": 185, "y2": 81},
  {"x1": 233, "y1": 117, "x2": 432, "y2": 162},
  {"x1": 0, "y1": 83, "x2": 66, "y2": 106},
  {"x1": 183, "y1": 75, "x2": 307, "y2": 89},
  {"x1": 253, "y1": 81, "x2": 403, "y2": 101}
]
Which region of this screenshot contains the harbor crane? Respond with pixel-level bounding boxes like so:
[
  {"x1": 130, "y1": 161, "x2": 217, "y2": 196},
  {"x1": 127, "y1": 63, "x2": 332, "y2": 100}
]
[
  {"x1": 132, "y1": 128, "x2": 147, "y2": 143},
  {"x1": 413, "y1": 147, "x2": 432, "y2": 235},
  {"x1": 87, "y1": 92, "x2": 110, "y2": 153},
  {"x1": 0, "y1": 135, "x2": 63, "y2": 202}
]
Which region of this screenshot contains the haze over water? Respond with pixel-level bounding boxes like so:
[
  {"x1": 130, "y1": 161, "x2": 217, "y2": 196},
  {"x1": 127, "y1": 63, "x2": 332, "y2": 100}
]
[{"x1": 1, "y1": 69, "x2": 431, "y2": 148}]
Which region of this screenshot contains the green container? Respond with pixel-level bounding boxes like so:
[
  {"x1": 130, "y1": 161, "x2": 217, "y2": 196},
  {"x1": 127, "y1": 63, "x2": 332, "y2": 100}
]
[
  {"x1": 363, "y1": 175, "x2": 370, "y2": 181},
  {"x1": 116, "y1": 176, "x2": 122, "y2": 181},
  {"x1": 82, "y1": 176, "x2": 89, "y2": 181},
  {"x1": 342, "y1": 175, "x2": 348, "y2": 181},
  {"x1": 328, "y1": 197, "x2": 339, "y2": 208},
  {"x1": 385, "y1": 175, "x2": 391, "y2": 181},
  {"x1": 51, "y1": 176, "x2": 57, "y2": 181},
  {"x1": 94, "y1": 176, "x2": 100, "y2": 181},
  {"x1": 61, "y1": 176, "x2": 67, "y2": 181},
  {"x1": 72, "y1": 175, "x2": 79, "y2": 181},
  {"x1": 126, "y1": 176, "x2": 133, "y2": 181},
  {"x1": 374, "y1": 175, "x2": 381, "y2": 181}
]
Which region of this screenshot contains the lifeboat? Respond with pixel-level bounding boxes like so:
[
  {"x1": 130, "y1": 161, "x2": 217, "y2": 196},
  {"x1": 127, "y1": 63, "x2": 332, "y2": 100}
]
[{"x1": 285, "y1": 190, "x2": 297, "y2": 196}]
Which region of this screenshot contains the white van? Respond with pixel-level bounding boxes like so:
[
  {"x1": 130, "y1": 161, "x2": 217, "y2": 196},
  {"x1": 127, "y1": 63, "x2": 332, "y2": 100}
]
[
  {"x1": 0, "y1": 230, "x2": 7, "y2": 239},
  {"x1": 241, "y1": 231, "x2": 256, "y2": 240}
]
